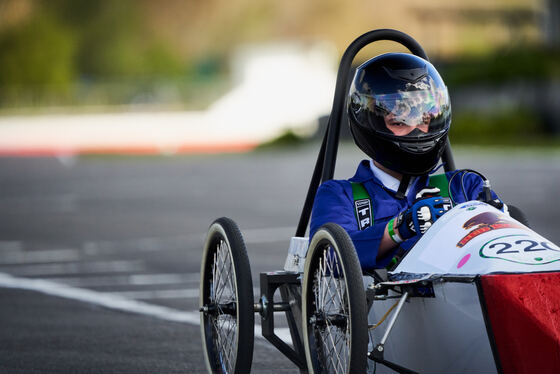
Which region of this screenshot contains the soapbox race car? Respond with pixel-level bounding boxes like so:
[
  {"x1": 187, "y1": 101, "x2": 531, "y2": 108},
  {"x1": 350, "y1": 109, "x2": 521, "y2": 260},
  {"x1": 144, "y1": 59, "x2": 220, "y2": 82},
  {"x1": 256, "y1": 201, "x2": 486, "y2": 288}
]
[{"x1": 199, "y1": 29, "x2": 560, "y2": 374}]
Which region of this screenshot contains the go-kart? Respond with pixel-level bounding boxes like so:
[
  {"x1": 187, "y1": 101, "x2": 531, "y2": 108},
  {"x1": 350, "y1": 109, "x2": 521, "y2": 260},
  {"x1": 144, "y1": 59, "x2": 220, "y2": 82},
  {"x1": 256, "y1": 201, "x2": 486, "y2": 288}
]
[{"x1": 198, "y1": 29, "x2": 560, "y2": 374}]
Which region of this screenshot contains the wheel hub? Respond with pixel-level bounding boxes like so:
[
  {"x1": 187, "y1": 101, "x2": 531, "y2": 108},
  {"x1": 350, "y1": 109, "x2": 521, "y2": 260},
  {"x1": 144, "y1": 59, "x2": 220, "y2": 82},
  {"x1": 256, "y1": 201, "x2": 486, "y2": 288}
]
[
  {"x1": 310, "y1": 312, "x2": 348, "y2": 329},
  {"x1": 200, "y1": 301, "x2": 237, "y2": 316}
]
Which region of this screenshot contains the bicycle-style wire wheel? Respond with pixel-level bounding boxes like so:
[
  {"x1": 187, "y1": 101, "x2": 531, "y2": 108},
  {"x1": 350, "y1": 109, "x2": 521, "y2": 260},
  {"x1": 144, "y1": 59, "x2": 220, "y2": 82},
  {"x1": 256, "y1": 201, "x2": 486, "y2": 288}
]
[
  {"x1": 302, "y1": 223, "x2": 368, "y2": 374},
  {"x1": 200, "y1": 217, "x2": 254, "y2": 374}
]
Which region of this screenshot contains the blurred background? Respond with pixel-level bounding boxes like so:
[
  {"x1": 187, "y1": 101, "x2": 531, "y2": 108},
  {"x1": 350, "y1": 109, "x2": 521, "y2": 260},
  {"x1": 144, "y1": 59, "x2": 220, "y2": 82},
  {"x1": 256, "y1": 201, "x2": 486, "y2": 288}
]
[
  {"x1": 0, "y1": 0, "x2": 559, "y2": 150},
  {"x1": 1, "y1": 1, "x2": 560, "y2": 372}
]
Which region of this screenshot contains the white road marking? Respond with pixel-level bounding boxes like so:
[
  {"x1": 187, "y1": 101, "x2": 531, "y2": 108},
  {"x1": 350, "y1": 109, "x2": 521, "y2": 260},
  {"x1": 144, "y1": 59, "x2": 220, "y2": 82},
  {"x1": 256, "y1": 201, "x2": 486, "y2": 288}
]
[
  {"x1": 0, "y1": 241, "x2": 23, "y2": 252},
  {"x1": 0, "y1": 226, "x2": 293, "y2": 266},
  {"x1": 128, "y1": 273, "x2": 200, "y2": 285},
  {"x1": 0, "y1": 272, "x2": 199, "y2": 323},
  {"x1": 108, "y1": 287, "x2": 260, "y2": 300},
  {"x1": 108, "y1": 288, "x2": 200, "y2": 300},
  {"x1": 45, "y1": 273, "x2": 201, "y2": 287},
  {"x1": 0, "y1": 249, "x2": 81, "y2": 265},
  {"x1": 0, "y1": 194, "x2": 78, "y2": 213},
  {"x1": 80, "y1": 226, "x2": 294, "y2": 254},
  {"x1": 81, "y1": 235, "x2": 204, "y2": 255},
  {"x1": 0, "y1": 272, "x2": 292, "y2": 343},
  {"x1": 3, "y1": 260, "x2": 145, "y2": 276}
]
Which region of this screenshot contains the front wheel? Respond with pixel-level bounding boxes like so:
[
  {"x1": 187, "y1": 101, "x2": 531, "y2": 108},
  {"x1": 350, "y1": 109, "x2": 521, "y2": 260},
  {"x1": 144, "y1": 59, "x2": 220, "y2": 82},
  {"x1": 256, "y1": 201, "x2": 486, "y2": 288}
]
[
  {"x1": 302, "y1": 223, "x2": 368, "y2": 374},
  {"x1": 200, "y1": 217, "x2": 254, "y2": 374}
]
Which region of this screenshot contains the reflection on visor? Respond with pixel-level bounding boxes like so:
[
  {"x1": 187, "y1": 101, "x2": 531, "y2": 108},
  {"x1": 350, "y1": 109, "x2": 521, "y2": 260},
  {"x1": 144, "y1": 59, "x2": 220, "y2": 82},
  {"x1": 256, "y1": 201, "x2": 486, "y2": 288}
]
[
  {"x1": 353, "y1": 84, "x2": 450, "y2": 137},
  {"x1": 375, "y1": 89, "x2": 447, "y2": 122}
]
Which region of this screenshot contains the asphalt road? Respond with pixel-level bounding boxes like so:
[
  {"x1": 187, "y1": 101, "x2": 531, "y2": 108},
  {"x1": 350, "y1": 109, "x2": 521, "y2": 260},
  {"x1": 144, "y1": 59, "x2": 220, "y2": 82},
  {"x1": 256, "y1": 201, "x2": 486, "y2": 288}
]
[{"x1": 1, "y1": 144, "x2": 559, "y2": 373}]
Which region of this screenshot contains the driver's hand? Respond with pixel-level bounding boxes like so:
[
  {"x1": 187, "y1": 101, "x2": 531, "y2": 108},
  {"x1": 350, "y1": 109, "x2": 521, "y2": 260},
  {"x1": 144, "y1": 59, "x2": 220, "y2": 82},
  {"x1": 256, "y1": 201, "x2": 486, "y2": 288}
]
[{"x1": 395, "y1": 187, "x2": 452, "y2": 240}]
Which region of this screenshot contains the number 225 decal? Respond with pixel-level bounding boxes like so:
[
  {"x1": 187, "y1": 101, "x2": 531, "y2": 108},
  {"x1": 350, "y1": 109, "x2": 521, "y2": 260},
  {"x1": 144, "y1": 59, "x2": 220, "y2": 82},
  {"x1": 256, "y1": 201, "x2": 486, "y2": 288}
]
[{"x1": 480, "y1": 234, "x2": 560, "y2": 265}]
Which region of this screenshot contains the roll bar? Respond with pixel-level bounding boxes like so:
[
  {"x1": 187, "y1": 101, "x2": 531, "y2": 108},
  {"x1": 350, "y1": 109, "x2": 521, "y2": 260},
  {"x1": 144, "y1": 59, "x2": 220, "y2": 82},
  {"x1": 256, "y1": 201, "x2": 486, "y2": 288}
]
[{"x1": 295, "y1": 29, "x2": 456, "y2": 237}]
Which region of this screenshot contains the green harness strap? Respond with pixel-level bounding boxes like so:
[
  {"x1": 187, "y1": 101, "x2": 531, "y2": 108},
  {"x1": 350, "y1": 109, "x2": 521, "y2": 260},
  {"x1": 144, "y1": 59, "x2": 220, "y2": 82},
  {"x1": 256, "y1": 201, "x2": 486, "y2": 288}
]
[
  {"x1": 350, "y1": 182, "x2": 373, "y2": 231},
  {"x1": 351, "y1": 181, "x2": 370, "y2": 201},
  {"x1": 350, "y1": 175, "x2": 449, "y2": 270},
  {"x1": 350, "y1": 175, "x2": 447, "y2": 230},
  {"x1": 428, "y1": 173, "x2": 450, "y2": 197}
]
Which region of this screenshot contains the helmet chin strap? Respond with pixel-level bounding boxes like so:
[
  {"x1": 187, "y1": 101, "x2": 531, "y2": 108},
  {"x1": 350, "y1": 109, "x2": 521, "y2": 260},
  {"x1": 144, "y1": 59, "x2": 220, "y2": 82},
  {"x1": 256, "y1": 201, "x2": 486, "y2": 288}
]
[{"x1": 395, "y1": 174, "x2": 411, "y2": 200}]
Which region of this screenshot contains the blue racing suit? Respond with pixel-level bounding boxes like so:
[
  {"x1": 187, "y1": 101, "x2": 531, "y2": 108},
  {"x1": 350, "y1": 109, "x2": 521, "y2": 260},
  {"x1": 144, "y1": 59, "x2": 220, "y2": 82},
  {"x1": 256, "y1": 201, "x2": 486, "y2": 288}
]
[{"x1": 310, "y1": 160, "x2": 501, "y2": 271}]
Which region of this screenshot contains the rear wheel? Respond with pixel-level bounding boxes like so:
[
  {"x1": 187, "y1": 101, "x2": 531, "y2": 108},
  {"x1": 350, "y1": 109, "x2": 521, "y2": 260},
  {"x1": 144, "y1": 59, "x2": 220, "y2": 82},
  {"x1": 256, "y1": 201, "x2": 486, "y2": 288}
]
[
  {"x1": 302, "y1": 223, "x2": 368, "y2": 374},
  {"x1": 200, "y1": 217, "x2": 254, "y2": 374}
]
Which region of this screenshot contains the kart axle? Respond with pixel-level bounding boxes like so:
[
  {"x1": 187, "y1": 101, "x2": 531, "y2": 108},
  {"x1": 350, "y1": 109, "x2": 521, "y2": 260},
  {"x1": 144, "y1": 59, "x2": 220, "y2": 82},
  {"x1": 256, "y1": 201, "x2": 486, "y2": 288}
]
[
  {"x1": 254, "y1": 294, "x2": 292, "y2": 319},
  {"x1": 310, "y1": 312, "x2": 348, "y2": 329},
  {"x1": 199, "y1": 301, "x2": 236, "y2": 316}
]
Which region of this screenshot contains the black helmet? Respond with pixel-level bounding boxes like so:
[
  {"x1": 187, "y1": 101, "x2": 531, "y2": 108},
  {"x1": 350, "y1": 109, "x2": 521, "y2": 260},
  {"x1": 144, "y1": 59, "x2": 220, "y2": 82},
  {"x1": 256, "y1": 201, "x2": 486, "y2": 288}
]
[{"x1": 348, "y1": 53, "x2": 451, "y2": 175}]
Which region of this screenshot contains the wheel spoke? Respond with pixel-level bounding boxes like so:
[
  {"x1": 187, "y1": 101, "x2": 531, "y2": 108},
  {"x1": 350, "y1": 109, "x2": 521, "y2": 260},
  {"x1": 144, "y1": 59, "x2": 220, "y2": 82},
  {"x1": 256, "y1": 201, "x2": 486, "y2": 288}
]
[
  {"x1": 326, "y1": 249, "x2": 347, "y2": 315},
  {"x1": 311, "y1": 245, "x2": 351, "y2": 374},
  {"x1": 208, "y1": 239, "x2": 238, "y2": 373},
  {"x1": 213, "y1": 314, "x2": 237, "y2": 372},
  {"x1": 201, "y1": 219, "x2": 254, "y2": 374},
  {"x1": 305, "y1": 225, "x2": 367, "y2": 374},
  {"x1": 214, "y1": 241, "x2": 232, "y2": 303}
]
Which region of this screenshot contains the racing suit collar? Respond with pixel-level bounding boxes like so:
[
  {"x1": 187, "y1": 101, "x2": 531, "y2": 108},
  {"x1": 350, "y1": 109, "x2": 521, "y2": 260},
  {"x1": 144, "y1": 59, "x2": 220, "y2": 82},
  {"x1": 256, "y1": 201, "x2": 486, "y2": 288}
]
[
  {"x1": 349, "y1": 160, "x2": 428, "y2": 199},
  {"x1": 369, "y1": 160, "x2": 415, "y2": 195},
  {"x1": 348, "y1": 160, "x2": 377, "y2": 184}
]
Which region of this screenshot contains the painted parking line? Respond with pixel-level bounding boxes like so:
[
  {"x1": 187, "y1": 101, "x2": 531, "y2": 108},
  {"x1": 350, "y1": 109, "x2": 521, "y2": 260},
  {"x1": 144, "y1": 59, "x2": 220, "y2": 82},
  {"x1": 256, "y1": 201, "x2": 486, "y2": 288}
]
[
  {"x1": 107, "y1": 288, "x2": 200, "y2": 300},
  {"x1": 82, "y1": 236, "x2": 203, "y2": 253},
  {"x1": 0, "y1": 272, "x2": 291, "y2": 343},
  {"x1": 0, "y1": 226, "x2": 294, "y2": 265},
  {"x1": 0, "y1": 241, "x2": 23, "y2": 251},
  {"x1": 0, "y1": 272, "x2": 198, "y2": 322},
  {"x1": 0, "y1": 248, "x2": 81, "y2": 265},
  {"x1": 80, "y1": 226, "x2": 295, "y2": 253},
  {"x1": 46, "y1": 273, "x2": 201, "y2": 287},
  {"x1": 107, "y1": 287, "x2": 261, "y2": 300},
  {"x1": 0, "y1": 260, "x2": 146, "y2": 277}
]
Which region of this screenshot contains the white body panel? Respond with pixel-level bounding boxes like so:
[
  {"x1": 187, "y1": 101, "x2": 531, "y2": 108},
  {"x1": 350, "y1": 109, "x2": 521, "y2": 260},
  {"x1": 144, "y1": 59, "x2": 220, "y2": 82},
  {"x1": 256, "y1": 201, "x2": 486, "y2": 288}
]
[
  {"x1": 368, "y1": 281, "x2": 496, "y2": 374},
  {"x1": 368, "y1": 202, "x2": 560, "y2": 372},
  {"x1": 284, "y1": 237, "x2": 309, "y2": 272},
  {"x1": 394, "y1": 202, "x2": 560, "y2": 276}
]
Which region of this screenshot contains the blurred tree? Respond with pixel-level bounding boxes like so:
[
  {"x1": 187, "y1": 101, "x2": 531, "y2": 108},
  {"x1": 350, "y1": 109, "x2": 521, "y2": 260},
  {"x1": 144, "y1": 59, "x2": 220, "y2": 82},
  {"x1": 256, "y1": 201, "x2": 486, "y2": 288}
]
[
  {"x1": 0, "y1": 0, "x2": 555, "y2": 111},
  {"x1": 440, "y1": 47, "x2": 560, "y2": 86},
  {"x1": 42, "y1": 0, "x2": 183, "y2": 79},
  {"x1": 0, "y1": 11, "x2": 76, "y2": 102},
  {"x1": 450, "y1": 108, "x2": 546, "y2": 145},
  {"x1": 0, "y1": 0, "x2": 189, "y2": 107}
]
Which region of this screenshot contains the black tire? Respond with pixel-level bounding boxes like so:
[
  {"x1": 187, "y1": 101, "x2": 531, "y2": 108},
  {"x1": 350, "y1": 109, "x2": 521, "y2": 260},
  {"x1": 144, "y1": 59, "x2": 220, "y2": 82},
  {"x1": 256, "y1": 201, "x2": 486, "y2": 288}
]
[
  {"x1": 302, "y1": 223, "x2": 368, "y2": 374},
  {"x1": 508, "y1": 204, "x2": 530, "y2": 228},
  {"x1": 200, "y1": 217, "x2": 254, "y2": 374}
]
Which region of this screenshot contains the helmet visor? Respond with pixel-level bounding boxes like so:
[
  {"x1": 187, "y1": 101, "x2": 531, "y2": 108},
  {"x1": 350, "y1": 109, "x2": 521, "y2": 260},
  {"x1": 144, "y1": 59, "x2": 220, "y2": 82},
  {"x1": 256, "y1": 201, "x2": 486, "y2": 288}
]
[{"x1": 352, "y1": 85, "x2": 451, "y2": 138}]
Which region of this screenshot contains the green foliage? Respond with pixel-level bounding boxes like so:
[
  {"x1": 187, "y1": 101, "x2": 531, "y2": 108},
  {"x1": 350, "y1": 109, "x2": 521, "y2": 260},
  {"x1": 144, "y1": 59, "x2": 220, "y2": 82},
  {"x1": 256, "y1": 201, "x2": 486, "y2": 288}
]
[
  {"x1": 0, "y1": 0, "x2": 191, "y2": 107},
  {"x1": 47, "y1": 0, "x2": 183, "y2": 79},
  {"x1": 450, "y1": 109, "x2": 546, "y2": 145},
  {"x1": 256, "y1": 130, "x2": 307, "y2": 150},
  {"x1": 74, "y1": 1, "x2": 144, "y2": 78},
  {"x1": 440, "y1": 47, "x2": 560, "y2": 87},
  {"x1": 0, "y1": 12, "x2": 76, "y2": 101},
  {"x1": 1, "y1": 1, "x2": 556, "y2": 111},
  {"x1": 143, "y1": 43, "x2": 184, "y2": 77}
]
